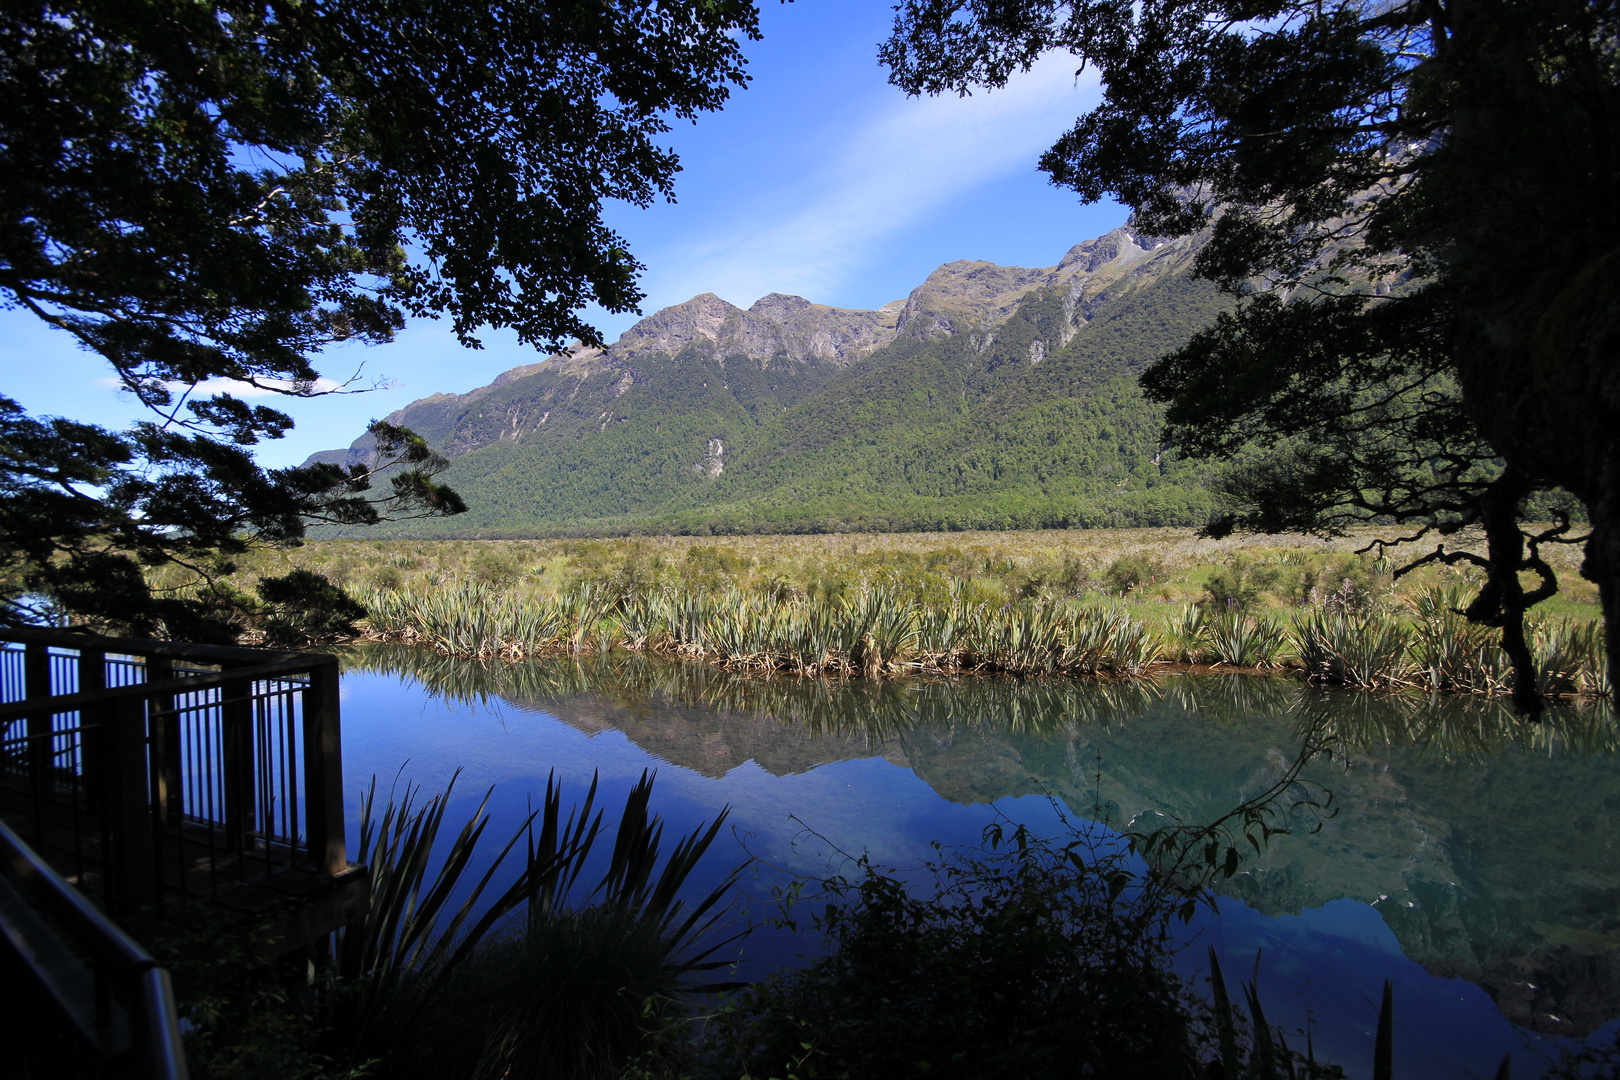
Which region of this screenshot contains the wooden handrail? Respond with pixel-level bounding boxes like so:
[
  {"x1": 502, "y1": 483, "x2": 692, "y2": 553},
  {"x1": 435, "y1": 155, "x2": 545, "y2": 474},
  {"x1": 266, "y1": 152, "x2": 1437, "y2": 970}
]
[
  {"x1": 0, "y1": 817, "x2": 150, "y2": 971},
  {"x1": 1, "y1": 624, "x2": 331, "y2": 667},
  {"x1": 0, "y1": 627, "x2": 354, "y2": 1076},
  {"x1": 0, "y1": 657, "x2": 337, "y2": 724}
]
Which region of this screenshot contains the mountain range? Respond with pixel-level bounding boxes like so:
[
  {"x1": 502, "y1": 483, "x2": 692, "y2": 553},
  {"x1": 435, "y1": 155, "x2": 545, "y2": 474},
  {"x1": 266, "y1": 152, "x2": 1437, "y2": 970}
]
[{"x1": 309, "y1": 220, "x2": 1229, "y2": 537}]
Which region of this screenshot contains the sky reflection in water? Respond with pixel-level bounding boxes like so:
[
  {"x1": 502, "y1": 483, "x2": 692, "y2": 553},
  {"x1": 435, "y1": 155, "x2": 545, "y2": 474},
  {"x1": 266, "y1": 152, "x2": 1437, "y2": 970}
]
[{"x1": 335, "y1": 649, "x2": 1620, "y2": 1080}]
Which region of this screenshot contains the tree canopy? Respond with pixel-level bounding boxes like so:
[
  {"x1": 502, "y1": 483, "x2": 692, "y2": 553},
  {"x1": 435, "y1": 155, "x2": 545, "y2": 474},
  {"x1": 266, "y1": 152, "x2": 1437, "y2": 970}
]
[
  {"x1": 884, "y1": 0, "x2": 1620, "y2": 710},
  {"x1": 0, "y1": 0, "x2": 758, "y2": 639}
]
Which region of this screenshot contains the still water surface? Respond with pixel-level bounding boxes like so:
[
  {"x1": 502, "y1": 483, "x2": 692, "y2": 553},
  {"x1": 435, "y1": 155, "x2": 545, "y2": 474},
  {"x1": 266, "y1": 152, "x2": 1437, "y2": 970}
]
[{"x1": 335, "y1": 647, "x2": 1620, "y2": 1079}]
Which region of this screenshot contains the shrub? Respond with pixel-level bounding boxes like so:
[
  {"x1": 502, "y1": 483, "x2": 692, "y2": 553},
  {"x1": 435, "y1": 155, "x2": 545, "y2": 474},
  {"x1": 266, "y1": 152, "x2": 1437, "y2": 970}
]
[
  {"x1": 1300, "y1": 555, "x2": 1390, "y2": 614},
  {"x1": 1057, "y1": 552, "x2": 1091, "y2": 596},
  {"x1": 255, "y1": 569, "x2": 366, "y2": 645},
  {"x1": 1203, "y1": 557, "x2": 1268, "y2": 611},
  {"x1": 1104, "y1": 551, "x2": 1167, "y2": 595},
  {"x1": 467, "y1": 547, "x2": 527, "y2": 587},
  {"x1": 701, "y1": 821, "x2": 1344, "y2": 1080},
  {"x1": 702, "y1": 826, "x2": 1212, "y2": 1080},
  {"x1": 367, "y1": 565, "x2": 406, "y2": 592}
]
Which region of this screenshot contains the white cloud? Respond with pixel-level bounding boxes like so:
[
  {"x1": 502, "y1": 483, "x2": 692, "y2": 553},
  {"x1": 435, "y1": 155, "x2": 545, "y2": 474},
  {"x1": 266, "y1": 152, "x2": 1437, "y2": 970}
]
[{"x1": 640, "y1": 54, "x2": 1098, "y2": 310}]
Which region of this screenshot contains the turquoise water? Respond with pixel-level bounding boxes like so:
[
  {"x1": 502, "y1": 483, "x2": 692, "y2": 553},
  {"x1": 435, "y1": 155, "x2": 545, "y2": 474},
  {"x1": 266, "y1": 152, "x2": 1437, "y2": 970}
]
[{"x1": 335, "y1": 648, "x2": 1620, "y2": 1079}]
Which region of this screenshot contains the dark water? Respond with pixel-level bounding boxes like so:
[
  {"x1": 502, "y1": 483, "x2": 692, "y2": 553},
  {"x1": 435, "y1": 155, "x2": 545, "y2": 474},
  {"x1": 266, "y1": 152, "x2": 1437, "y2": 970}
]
[{"x1": 334, "y1": 646, "x2": 1620, "y2": 1079}]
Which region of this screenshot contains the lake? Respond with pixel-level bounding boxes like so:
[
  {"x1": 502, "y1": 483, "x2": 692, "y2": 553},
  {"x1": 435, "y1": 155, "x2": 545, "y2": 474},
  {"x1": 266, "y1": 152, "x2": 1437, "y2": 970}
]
[{"x1": 335, "y1": 646, "x2": 1620, "y2": 1079}]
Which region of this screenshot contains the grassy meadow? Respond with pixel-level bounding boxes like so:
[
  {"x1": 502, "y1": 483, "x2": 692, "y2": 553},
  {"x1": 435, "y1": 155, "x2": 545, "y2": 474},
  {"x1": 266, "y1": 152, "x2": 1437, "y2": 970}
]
[
  {"x1": 195, "y1": 526, "x2": 1608, "y2": 696},
  {"x1": 221, "y1": 526, "x2": 1601, "y2": 613}
]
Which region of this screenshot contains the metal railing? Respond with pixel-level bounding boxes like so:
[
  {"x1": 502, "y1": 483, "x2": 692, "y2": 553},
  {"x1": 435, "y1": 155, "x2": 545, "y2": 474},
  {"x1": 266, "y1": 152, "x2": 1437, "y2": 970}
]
[
  {"x1": 0, "y1": 627, "x2": 346, "y2": 915},
  {"x1": 0, "y1": 816, "x2": 188, "y2": 1079}
]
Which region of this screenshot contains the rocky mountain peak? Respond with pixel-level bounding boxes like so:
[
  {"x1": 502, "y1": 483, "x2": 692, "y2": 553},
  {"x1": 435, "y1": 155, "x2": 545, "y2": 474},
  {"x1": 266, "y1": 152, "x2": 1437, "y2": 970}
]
[
  {"x1": 748, "y1": 292, "x2": 813, "y2": 318},
  {"x1": 602, "y1": 288, "x2": 898, "y2": 369},
  {"x1": 897, "y1": 260, "x2": 1053, "y2": 339},
  {"x1": 613, "y1": 293, "x2": 743, "y2": 360},
  {"x1": 1053, "y1": 223, "x2": 1172, "y2": 280}
]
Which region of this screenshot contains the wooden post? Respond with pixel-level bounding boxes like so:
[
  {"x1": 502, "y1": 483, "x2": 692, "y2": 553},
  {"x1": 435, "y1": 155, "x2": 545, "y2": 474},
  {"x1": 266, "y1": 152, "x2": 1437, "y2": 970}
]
[
  {"x1": 220, "y1": 669, "x2": 253, "y2": 852},
  {"x1": 24, "y1": 642, "x2": 53, "y2": 789},
  {"x1": 146, "y1": 656, "x2": 181, "y2": 826},
  {"x1": 76, "y1": 649, "x2": 106, "y2": 693},
  {"x1": 301, "y1": 659, "x2": 345, "y2": 875},
  {"x1": 103, "y1": 694, "x2": 156, "y2": 913},
  {"x1": 77, "y1": 648, "x2": 107, "y2": 796},
  {"x1": 23, "y1": 640, "x2": 52, "y2": 697}
]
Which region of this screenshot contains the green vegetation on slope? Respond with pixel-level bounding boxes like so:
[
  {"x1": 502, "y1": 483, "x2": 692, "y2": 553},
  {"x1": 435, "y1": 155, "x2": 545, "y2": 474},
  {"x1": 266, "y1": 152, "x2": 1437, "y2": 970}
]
[{"x1": 325, "y1": 267, "x2": 1230, "y2": 538}]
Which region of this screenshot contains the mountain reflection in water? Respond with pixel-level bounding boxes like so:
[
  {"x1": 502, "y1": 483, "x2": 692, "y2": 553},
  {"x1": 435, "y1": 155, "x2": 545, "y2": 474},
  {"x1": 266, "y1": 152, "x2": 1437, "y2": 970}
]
[{"x1": 339, "y1": 646, "x2": 1620, "y2": 1057}]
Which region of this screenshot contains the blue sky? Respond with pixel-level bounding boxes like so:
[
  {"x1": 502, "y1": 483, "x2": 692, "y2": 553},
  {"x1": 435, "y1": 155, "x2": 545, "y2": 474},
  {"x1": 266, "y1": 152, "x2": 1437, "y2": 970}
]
[{"x1": 1, "y1": 0, "x2": 1127, "y2": 468}]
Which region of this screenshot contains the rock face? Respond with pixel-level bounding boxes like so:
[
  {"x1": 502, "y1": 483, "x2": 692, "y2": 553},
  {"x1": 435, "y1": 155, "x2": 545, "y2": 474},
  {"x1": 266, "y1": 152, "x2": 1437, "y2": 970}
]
[
  {"x1": 694, "y1": 437, "x2": 724, "y2": 478},
  {"x1": 306, "y1": 348, "x2": 599, "y2": 468},
  {"x1": 611, "y1": 291, "x2": 899, "y2": 368}
]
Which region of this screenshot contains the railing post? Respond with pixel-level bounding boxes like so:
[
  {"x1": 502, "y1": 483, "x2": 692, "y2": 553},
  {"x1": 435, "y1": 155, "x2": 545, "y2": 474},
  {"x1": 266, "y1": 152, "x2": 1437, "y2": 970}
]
[
  {"x1": 146, "y1": 656, "x2": 182, "y2": 826},
  {"x1": 77, "y1": 649, "x2": 106, "y2": 791},
  {"x1": 24, "y1": 642, "x2": 53, "y2": 790},
  {"x1": 102, "y1": 695, "x2": 156, "y2": 913},
  {"x1": 301, "y1": 659, "x2": 345, "y2": 875},
  {"x1": 24, "y1": 641, "x2": 53, "y2": 697},
  {"x1": 220, "y1": 668, "x2": 254, "y2": 852}
]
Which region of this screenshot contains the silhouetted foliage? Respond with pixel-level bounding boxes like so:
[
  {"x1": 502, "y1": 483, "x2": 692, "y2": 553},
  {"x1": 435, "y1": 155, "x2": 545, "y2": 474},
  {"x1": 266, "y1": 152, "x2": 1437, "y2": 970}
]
[
  {"x1": 882, "y1": 0, "x2": 1620, "y2": 713},
  {"x1": 256, "y1": 569, "x2": 368, "y2": 647},
  {"x1": 0, "y1": 0, "x2": 758, "y2": 637}
]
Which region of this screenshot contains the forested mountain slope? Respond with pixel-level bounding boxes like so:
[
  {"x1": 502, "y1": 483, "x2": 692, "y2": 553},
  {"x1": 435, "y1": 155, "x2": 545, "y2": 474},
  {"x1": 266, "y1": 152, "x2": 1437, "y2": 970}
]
[{"x1": 309, "y1": 221, "x2": 1229, "y2": 537}]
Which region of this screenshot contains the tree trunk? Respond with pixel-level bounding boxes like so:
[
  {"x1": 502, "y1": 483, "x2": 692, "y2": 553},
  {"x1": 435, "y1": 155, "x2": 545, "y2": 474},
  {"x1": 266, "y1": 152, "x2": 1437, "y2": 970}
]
[
  {"x1": 1467, "y1": 472, "x2": 1543, "y2": 718},
  {"x1": 1441, "y1": 21, "x2": 1620, "y2": 711},
  {"x1": 1582, "y1": 454, "x2": 1620, "y2": 698}
]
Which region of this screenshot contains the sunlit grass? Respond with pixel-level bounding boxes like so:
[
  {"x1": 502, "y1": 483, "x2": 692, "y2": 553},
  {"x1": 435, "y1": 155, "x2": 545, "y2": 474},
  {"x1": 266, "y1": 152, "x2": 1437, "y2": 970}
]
[
  {"x1": 205, "y1": 526, "x2": 1604, "y2": 696},
  {"x1": 216, "y1": 526, "x2": 1597, "y2": 615}
]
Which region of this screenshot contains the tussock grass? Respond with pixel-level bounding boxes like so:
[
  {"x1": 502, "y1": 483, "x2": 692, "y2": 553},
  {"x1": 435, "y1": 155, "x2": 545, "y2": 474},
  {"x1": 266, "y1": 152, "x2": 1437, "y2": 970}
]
[
  {"x1": 218, "y1": 525, "x2": 1599, "y2": 615},
  {"x1": 212, "y1": 527, "x2": 1603, "y2": 696}
]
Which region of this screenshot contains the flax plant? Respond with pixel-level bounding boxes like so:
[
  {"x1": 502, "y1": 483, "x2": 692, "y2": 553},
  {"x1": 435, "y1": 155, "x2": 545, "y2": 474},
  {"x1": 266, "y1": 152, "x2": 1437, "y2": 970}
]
[
  {"x1": 1409, "y1": 587, "x2": 1511, "y2": 694},
  {"x1": 353, "y1": 582, "x2": 608, "y2": 659},
  {"x1": 1291, "y1": 610, "x2": 1414, "y2": 689},
  {"x1": 1204, "y1": 615, "x2": 1289, "y2": 669},
  {"x1": 1169, "y1": 603, "x2": 1211, "y2": 664},
  {"x1": 329, "y1": 768, "x2": 742, "y2": 1079},
  {"x1": 1530, "y1": 615, "x2": 1610, "y2": 697},
  {"x1": 353, "y1": 573, "x2": 1609, "y2": 701}
]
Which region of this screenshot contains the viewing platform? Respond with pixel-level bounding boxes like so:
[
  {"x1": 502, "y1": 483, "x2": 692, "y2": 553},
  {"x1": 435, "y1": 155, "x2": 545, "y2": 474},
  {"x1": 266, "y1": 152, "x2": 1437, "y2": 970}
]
[{"x1": 0, "y1": 626, "x2": 370, "y2": 1078}]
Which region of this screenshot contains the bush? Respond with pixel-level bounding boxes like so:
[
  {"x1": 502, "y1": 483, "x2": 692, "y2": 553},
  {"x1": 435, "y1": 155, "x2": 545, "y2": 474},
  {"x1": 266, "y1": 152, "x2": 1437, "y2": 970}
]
[
  {"x1": 401, "y1": 906, "x2": 689, "y2": 1080},
  {"x1": 1103, "y1": 552, "x2": 1166, "y2": 595},
  {"x1": 1299, "y1": 555, "x2": 1389, "y2": 614},
  {"x1": 1202, "y1": 557, "x2": 1272, "y2": 611},
  {"x1": 255, "y1": 569, "x2": 366, "y2": 645},
  {"x1": 366, "y1": 564, "x2": 406, "y2": 591},
  {"x1": 467, "y1": 547, "x2": 527, "y2": 587},
  {"x1": 703, "y1": 825, "x2": 1215, "y2": 1080}
]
